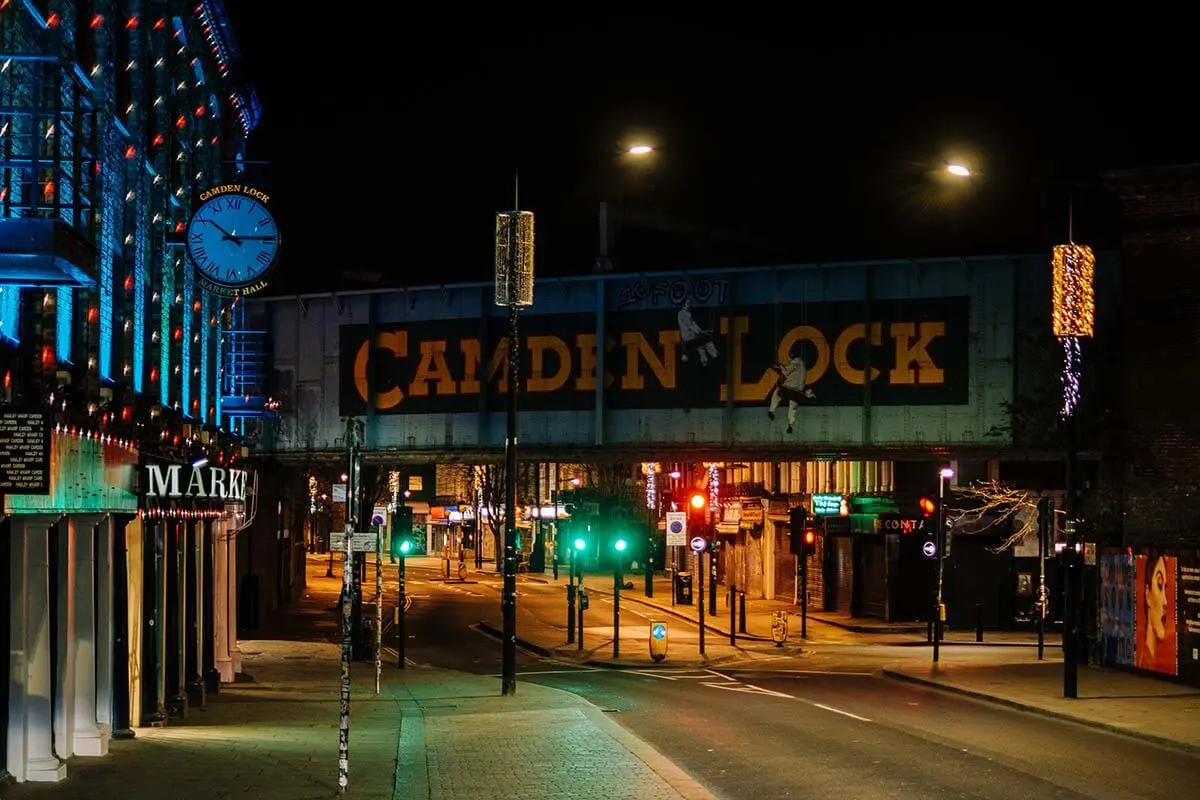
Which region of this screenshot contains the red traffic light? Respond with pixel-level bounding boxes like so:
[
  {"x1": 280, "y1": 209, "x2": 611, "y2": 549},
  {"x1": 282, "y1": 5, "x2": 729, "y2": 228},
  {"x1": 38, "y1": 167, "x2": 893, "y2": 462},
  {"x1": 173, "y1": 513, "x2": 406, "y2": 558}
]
[
  {"x1": 919, "y1": 497, "x2": 936, "y2": 517},
  {"x1": 804, "y1": 529, "x2": 816, "y2": 546},
  {"x1": 689, "y1": 493, "x2": 707, "y2": 510}
]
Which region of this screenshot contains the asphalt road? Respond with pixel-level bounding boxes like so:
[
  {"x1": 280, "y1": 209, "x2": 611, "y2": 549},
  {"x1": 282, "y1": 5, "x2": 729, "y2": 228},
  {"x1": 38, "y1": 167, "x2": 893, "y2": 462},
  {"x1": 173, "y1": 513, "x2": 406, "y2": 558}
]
[{"x1": 395, "y1": 559, "x2": 1200, "y2": 799}]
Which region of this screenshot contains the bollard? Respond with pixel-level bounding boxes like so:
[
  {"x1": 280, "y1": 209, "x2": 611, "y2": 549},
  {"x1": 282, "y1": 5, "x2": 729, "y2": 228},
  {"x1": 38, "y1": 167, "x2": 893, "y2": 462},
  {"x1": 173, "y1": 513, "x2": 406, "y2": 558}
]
[
  {"x1": 729, "y1": 585, "x2": 736, "y2": 646},
  {"x1": 927, "y1": 617, "x2": 933, "y2": 643},
  {"x1": 975, "y1": 603, "x2": 984, "y2": 643},
  {"x1": 738, "y1": 590, "x2": 747, "y2": 634}
]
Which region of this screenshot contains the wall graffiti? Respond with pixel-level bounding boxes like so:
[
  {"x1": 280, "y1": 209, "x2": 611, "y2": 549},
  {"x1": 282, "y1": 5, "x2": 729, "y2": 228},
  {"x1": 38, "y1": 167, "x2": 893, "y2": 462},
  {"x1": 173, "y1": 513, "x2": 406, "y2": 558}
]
[{"x1": 617, "y1": 277, "x2": 730, "y2": 308}]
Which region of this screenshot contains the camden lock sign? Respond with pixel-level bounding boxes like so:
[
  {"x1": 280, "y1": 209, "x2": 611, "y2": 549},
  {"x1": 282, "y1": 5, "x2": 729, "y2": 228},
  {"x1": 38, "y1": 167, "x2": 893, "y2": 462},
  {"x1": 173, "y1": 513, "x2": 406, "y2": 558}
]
[
  {"x1": 340, "y1": 296, "x2": 971, "y2": 416},
  {"x1": 144, "y1": 463, "x2": 249, "y2": 502}
]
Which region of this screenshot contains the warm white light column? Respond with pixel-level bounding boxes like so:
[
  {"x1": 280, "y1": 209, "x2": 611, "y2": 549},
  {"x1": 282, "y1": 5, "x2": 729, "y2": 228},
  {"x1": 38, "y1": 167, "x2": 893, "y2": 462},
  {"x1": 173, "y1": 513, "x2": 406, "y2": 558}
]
[
  {"x1": 94, "y1": 515, "x2": 115, "y2": 734},
  {"x1": 12, "y1": 515, "x2": 67, "y2": 782},
  {"x1": 71, "y1": 514, "x2": 109, "y2": 756},
  {"x1": 229, "y1": 524, "x2": 242, "y2": 675},
  {"x1": 212, "y1": 520, "x2": 234, "y2": 683},
  {"x1": 53, "y1": 518, "x2": 78, "y2": 759}
]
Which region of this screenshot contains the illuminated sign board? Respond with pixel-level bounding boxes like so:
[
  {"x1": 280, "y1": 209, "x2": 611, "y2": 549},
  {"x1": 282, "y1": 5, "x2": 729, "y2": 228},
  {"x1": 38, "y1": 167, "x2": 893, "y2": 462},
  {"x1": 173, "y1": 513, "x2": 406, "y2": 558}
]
[
  {"x1": 810, "y1": 493, "x2": 845, "y2": 516},
  {"x1": 144, "y1": 463, "x2": 248, "y2": 502},
  {"x1": 339, "y1": 296, "x2": 970, "y2": 415}
]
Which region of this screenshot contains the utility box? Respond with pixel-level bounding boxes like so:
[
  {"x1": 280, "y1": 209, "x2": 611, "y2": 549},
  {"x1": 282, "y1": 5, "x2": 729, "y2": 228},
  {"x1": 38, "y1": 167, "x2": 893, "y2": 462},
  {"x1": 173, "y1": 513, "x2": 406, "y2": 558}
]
[{"x1": 675, "y1": 572, "x2": 693, "y2": 605}]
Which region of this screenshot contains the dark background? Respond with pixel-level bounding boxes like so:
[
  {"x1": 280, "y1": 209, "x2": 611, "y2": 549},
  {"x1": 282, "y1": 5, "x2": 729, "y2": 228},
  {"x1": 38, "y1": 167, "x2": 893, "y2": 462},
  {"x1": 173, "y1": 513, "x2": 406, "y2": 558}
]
[{"x1": 218, "y1": 20, "x2": 1199, "y2": 294}]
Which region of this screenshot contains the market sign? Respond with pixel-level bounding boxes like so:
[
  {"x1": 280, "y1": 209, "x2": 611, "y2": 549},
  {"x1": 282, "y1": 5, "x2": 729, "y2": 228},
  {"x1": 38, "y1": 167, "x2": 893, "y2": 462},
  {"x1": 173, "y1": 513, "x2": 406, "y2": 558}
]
[{"x1": 144, "y1": 463, "x2": 249, "y2": 502}]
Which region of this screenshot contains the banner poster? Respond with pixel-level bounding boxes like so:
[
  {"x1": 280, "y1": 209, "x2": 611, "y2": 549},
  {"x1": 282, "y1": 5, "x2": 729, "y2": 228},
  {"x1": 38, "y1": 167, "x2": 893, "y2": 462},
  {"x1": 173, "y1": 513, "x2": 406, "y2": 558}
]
[
  {"x1": 1098, "y1": 551, "x2": 1134, "y2": 668},
  {"x1": 1134, "y1": 549, "x2": 1179, "y2": 676},
  {"x1": 1178, "y1": 549, "x2": 1200, "y2": 683}
]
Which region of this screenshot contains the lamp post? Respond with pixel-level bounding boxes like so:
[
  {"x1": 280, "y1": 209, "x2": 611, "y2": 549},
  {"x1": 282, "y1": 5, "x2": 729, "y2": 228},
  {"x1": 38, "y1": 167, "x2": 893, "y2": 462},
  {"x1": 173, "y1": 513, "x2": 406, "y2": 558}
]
[
  {"x1": 933, "y1": 466, "x2": 954, "y2": 664},
  {"x1": 494, "y1": 190, "x2": 535, "y2": 697},
  {"x1": 1052, "y1": 242, "x2": 1095, "y2": 699}
]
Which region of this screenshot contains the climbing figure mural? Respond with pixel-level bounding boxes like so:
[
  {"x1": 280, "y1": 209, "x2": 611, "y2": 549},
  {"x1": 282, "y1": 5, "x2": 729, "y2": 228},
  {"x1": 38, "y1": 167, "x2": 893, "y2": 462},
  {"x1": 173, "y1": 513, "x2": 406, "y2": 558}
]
[
  {"x1": 678, "y1": 300, "x2": 718, "y2": 366},
  {"x1": 768, "y1": 351, "x2": 816, "y2": 434}
]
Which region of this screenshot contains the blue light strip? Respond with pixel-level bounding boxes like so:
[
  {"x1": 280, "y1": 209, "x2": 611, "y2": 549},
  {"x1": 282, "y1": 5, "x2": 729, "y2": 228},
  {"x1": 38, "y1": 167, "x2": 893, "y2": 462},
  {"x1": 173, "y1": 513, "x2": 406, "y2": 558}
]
[
  {"x1": 55, "y1": 288, "x2": 73, "y2": 363},
  {"x1": 161, "y1": 262, "x2": 173, "y2": 407},
  {"x1": 214, "y1": 304, "x2": 223, "y2": 428},
  {"x1": 0, "y1": 287, "x2": 20, "y2": 343},
  {"x1": 200, "y1": 292, "x2": 210, "y2": 423},
  {"x1": 98, "y1": 184, "x2": 115, "y2": 378},
  {"x1": 132, "y1": 238, "x2": 146, "y2": 394},
  {"x1": 182, "y1": 260, "x2": 193, "y2": 416}
]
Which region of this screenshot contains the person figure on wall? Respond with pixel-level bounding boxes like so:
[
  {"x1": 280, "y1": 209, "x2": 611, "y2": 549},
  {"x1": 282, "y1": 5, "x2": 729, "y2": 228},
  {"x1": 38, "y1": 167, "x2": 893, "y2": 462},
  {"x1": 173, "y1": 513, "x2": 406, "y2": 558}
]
[
  {"x1": 767, "y1": 351, "x2": 816, "y2": 434},
  {"x1": 1135, "y1": 550, "x2": 1178, "y2": 675},
  {"x1": 678, "y1": 300, "x2": 718, "y2": 366}
]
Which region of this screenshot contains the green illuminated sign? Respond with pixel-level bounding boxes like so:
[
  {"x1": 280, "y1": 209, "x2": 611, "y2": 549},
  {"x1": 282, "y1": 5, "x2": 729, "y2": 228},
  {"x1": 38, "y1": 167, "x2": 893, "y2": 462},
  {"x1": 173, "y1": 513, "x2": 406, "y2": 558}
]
[{"x1": 811, "y1": 493, "x2": 844, "y2": 516}]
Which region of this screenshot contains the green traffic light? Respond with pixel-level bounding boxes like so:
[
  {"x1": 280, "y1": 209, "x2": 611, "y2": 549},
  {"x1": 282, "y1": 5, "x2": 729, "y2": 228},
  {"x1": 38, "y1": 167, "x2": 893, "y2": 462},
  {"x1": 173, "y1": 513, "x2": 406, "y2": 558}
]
[
  {"x1": 399, "y1": 540, "x2": 412, "y2": 555},
  {"x1": 614, "y1": 539, "x2": 627, "y2": 552},
  {"x1": 573, "y1": 537, "x2": 586, "y2": 551}
]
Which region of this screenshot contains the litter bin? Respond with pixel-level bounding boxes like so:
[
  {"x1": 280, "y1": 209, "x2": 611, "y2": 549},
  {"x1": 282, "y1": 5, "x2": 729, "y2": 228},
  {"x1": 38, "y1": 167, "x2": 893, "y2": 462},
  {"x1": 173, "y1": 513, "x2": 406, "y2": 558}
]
[{"x1": 675, "y1": 572, "x2": 693, "y2": 605}]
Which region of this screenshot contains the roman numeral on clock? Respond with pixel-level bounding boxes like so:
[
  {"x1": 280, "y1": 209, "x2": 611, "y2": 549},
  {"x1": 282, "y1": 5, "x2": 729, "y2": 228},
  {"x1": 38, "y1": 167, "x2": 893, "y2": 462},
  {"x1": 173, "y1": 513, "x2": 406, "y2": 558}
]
[{"x1": 256, "y1": 250, "x2": 271, "y2": 265}]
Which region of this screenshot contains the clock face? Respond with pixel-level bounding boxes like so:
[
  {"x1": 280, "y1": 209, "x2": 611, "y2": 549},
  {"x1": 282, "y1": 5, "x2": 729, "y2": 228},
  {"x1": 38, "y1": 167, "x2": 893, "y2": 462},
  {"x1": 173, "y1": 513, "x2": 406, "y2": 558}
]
[{"x1": 186, "y1": 193, "x2": 279, "y2": 289}]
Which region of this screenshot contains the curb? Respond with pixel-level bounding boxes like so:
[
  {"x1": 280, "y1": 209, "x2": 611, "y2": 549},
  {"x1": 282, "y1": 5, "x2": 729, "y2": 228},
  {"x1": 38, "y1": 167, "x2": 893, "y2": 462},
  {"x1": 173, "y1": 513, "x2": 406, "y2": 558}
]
[{"x1": 882, "y1": 669, "x2": 1200, "y2": 755}]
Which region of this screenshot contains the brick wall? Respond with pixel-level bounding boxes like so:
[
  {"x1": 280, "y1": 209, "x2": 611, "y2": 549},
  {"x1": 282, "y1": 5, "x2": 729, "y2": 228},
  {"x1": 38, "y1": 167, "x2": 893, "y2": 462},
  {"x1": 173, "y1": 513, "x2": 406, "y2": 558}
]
[{"x1": 1102, "y1": 165, "x2": 1200, "y2": 544}]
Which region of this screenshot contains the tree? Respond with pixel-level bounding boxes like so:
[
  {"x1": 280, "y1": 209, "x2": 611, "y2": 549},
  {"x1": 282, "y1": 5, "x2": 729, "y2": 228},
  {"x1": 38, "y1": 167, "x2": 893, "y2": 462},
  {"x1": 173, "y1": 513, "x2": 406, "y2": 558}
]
[
  {"x1": 945, "y1": 480, "x2": 1062, "y2": 554},
  {"x1": 477, "y1": 461, "x2": 506, "y2": 569},
  {"x1": 582, "y1": 462, "x2": 639, "y2": 503}
]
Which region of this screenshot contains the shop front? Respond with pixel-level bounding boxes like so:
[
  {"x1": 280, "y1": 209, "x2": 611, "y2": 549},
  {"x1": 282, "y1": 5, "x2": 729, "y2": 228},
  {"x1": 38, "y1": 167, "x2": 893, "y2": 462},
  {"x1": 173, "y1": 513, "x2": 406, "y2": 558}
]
[
  {"x1": 136, "y1": 457, "x2": 251, "y2": 732},
  {"x1": 4, "y1": 421, "x2": 138, "y2": 782}
]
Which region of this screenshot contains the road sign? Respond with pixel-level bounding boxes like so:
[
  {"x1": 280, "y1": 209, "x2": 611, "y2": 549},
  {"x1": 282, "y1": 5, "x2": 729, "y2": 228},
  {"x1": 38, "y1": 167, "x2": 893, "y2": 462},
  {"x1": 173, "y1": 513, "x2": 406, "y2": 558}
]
[
  {"x1": 665, "y1": 512, "x2": 687, "y2": 546},
  {"x1": 651, "y1": 622, "x2": 667, "y2": 639},
  {"x1": 370, "y1": 506, "x2": 387, "y2": 526},
  {"x1": 922, "y1": 540, "x2": 937, "y2": 558},
  {"x1": 346, "y1": 533, "x2": 378, "y2": 552},
  {"x1": 332, "y1": 483, "x2": 347, "y2": 502},
  {"x1": 690, "y1": 536, "x2": 707, "y2": 553}
]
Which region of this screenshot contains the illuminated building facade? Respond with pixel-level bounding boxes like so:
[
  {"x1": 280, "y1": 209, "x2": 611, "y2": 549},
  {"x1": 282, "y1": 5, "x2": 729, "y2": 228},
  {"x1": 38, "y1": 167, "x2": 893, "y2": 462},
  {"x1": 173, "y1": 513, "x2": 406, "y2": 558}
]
[{"x1": 0, "y1": 0, "x2": 262, "y2": 783}]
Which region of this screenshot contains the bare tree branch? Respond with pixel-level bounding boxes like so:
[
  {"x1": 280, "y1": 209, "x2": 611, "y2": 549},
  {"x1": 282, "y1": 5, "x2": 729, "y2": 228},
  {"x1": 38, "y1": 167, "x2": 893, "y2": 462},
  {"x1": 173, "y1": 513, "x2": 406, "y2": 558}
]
[{"x1": 947, "y1": 480, "x2": 1060, "y2": 553}]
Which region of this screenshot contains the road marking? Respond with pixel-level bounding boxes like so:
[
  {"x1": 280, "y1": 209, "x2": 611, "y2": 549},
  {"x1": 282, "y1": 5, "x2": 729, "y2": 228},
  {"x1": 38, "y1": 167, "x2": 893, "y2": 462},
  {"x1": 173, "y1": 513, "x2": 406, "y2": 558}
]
[
  {"x1": 812, "y1": 702, "x2": 872, "y2": 722},
  {"x1": 520, "y1": 667, "x2": 604, "y2": 676},
  {"x1": 702, "y1": 681, "x2": 794, "y2": 699}
]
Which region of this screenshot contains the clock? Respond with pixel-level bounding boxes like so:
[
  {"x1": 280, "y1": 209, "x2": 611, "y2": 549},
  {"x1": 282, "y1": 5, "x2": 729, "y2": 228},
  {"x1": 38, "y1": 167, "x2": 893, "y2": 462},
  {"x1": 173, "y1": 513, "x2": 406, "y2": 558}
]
[{"x1": 185, "y1": 185, "x2": 280, "y2": 296}]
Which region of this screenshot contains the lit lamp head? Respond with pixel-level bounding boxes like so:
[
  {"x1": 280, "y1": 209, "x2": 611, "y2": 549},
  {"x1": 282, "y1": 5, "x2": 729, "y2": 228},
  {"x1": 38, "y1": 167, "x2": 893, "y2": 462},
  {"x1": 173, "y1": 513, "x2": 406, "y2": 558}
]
[
  {"x1": 946, "y1": 162, "x2": 972, "y2": 177},
  {"x1": 939, "y1": 468, "x2": 955, "y2": 480}
]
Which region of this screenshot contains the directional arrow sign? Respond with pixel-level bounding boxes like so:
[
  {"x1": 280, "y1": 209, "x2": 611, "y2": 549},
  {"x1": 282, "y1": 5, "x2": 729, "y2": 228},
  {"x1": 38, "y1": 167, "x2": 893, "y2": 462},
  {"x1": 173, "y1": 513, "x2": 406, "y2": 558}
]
[
  {"x1": 690, "y1": 536, "x2": 707, "y2": 553},
  {"x1": 922, "y1": 540, "x2": 937, "y2": 558}
]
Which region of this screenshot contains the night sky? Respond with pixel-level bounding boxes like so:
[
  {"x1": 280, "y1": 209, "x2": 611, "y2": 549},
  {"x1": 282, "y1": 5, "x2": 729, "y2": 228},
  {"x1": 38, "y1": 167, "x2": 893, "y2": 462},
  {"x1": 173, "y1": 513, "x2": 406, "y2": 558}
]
[{"x1": 221, "y1": 19, "x2": 1198, "y2": 296}]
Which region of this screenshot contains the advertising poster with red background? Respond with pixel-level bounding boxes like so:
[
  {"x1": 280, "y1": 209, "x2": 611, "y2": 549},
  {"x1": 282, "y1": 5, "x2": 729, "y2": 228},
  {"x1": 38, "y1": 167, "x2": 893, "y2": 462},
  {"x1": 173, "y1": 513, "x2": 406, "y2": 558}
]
[
  {"x1": 1179, "y1": 550, "x2": 1200, "y2": 683},
  {"x1": 1135, "y1": 551, "x2": 1178, "y2": 676}
]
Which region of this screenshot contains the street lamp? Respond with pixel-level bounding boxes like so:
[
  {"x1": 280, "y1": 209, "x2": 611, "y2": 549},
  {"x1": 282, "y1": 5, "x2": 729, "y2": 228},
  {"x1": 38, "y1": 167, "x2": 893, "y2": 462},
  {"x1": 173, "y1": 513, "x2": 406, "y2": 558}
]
[
  {"x1": 933, "y1": 466, "x2": 954, "y2": 663},
  {"x1": 1053, "y1": 242, "x2": 1095, "y2": 699},
  {"x1": 946, "y1": 162, "x2": 972, "y2": 178},
  {"x1": 628, "y1": 144, "x2": 654, "y2": 155},
  {"x1": 494, "y1": 189, "x2": 535, "y2": 698}
]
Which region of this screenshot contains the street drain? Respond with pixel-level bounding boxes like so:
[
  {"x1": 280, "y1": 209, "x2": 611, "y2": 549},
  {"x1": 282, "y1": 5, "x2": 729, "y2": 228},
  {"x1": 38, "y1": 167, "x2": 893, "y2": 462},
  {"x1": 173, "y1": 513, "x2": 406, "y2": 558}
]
[{"x1": 601, "y1": 709, "x2": 620, "y2": 713}]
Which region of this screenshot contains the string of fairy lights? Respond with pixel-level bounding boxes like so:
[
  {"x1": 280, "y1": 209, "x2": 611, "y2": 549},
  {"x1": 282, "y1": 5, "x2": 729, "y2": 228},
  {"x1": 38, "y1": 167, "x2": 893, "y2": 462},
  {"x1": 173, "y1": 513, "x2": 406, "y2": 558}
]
[{"x1": 1051, "y1": 243, "x2": 1096, "y2": 418}]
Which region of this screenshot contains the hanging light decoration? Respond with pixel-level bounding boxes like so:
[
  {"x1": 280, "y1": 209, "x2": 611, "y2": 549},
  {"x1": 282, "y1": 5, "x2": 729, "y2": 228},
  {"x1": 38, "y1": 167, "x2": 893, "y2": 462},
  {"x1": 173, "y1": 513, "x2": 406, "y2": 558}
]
[
  {"x1": 1051, "y1": 243, "x2": 1095, "y2": 418},
  {"x1": 708, "y1": 463, "x2": 720, "y2": 512},
  {"x1": 643, "y1": 462, "x2": 658, "y2": 511}
]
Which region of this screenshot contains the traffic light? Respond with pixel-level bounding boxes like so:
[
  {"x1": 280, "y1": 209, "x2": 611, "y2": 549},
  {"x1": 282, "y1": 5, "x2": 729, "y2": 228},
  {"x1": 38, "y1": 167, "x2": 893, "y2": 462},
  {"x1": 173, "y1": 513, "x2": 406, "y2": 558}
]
[
  {"x1": 803, "y1": 527, "x2": 816, "y2": 555},
  {"x1": 919, "y1": 496, "x2": 937, "y2": 517},
  {"x1": 614, "y1": 537, "x2": 628, "y2": 552},
  {"x1": 390, "y1": 506, "x2": 414, "y2": 558},
  {"x1": 789, "y1": 507, "x2": 807, "y2": 556},
  {"x1": 687, "y1": 492, "x2": 708, "y2": 536}
]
